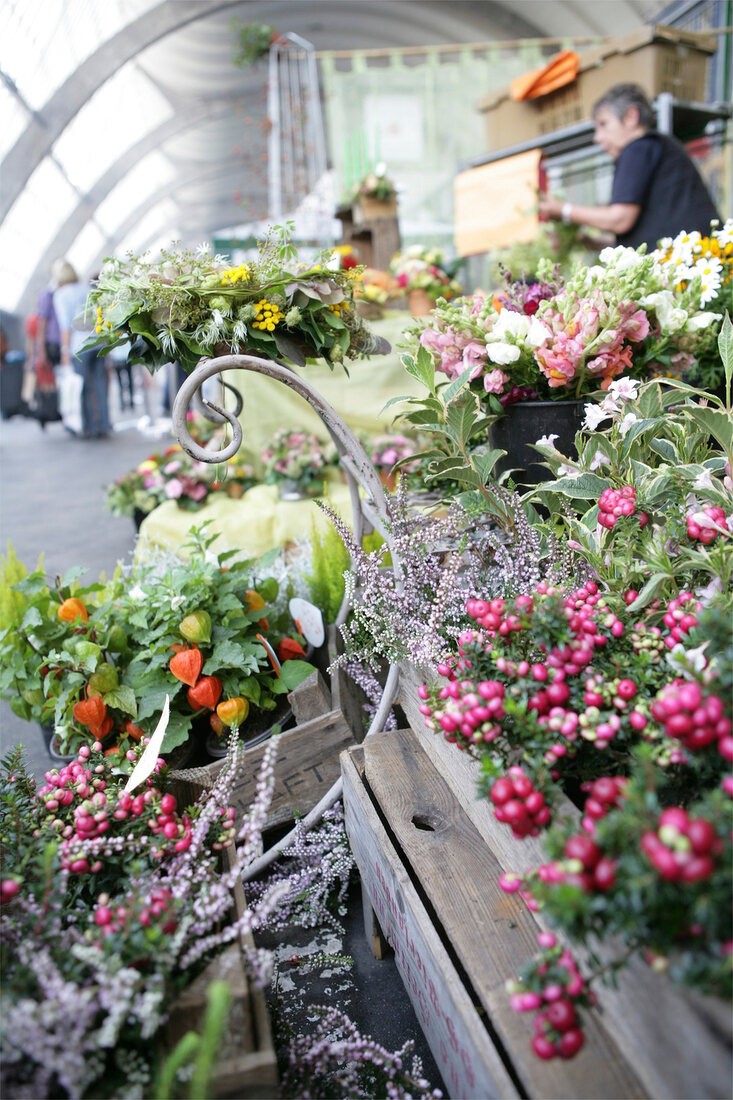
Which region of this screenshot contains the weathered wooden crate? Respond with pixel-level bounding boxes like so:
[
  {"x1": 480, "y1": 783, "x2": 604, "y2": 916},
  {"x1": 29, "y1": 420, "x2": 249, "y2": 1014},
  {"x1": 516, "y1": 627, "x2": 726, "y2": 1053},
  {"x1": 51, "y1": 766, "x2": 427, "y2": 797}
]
[
  {"x1": 342, "y1": 730, "x2": 648, "y2": 1099},
  {"x1": 388, "y1": 659, "x2": 733, "y2": 1100},
  {"x1": 170, "y1": 666, "x2": 356, "y2": 831},
  {"x1": 165, "y1": 854, "x2": 279, "y2": 1098}
]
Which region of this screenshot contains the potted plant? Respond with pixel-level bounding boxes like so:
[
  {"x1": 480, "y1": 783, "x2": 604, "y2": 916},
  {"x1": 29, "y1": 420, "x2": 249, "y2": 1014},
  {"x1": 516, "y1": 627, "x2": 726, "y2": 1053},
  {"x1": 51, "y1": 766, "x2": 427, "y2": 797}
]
[
  {"x1": 85, "y1": 224, "x2": 389, "y2": 375},
  {"x1": 351, "y1": 166, "x2": 398, "y2": 223},
  {"x1": 260, "y1": 428, "x2": 334, "y2": 500},
  {"x1": 389, "y1": 246, "x2": 463, "y2": 317},
  {"x1": 399, "y1": 221, "x2": 732, "y2": 486},
  {"x1": 105, "y1": 445, "x2": 256, "y2": 529},
  {"x1": 0, "y1": 732, "x2": 280, "y2": 1097}
]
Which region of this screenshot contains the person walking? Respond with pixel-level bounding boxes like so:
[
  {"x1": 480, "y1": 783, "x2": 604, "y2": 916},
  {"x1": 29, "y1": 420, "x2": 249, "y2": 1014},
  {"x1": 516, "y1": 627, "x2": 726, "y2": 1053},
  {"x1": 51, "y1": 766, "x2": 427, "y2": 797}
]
[
  {"x1": 53, "y1": 260, "x2": 110, "y2": 438},
  {"x1": 539, "y1": 82, "x2": 720, "y2": 250}
]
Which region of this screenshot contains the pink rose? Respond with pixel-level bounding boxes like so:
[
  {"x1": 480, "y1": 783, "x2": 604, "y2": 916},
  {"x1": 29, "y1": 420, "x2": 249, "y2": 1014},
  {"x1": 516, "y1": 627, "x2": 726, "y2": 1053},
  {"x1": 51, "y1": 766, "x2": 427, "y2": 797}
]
[
  {"x1": 165, "y1": 479, "x2": 183, "y2": 499},
  {"x1": 483, "y1": 369, "x2": 510, "y2": 394}
]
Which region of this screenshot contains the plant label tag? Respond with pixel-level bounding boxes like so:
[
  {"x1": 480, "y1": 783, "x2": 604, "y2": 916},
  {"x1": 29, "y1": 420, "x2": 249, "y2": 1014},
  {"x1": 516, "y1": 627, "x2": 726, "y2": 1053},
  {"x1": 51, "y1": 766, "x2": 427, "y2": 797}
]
[
  {"x1": 289, "y1": 598, "x2": 325, "y2": 647},
  {"x1": 123, "y1": 695, "x2": 170, "y2": 794}
]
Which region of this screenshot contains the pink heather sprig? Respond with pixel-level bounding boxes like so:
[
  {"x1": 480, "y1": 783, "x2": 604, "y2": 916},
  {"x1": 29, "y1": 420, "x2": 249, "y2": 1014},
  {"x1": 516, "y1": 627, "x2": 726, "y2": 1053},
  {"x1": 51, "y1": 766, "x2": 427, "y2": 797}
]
[{"x1": 281, "y1": 1004, "x2": 443, "y2": 1100}]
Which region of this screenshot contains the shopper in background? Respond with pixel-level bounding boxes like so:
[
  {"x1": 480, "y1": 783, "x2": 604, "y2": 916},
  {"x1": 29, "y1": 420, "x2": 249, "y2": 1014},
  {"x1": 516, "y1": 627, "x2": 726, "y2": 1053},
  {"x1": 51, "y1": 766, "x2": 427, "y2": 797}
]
[
  {"x1": 36, "y1": 269, "x2": 62, "y2": 374},
  {"x1": 539, "y1": 82, "x2": 720, "y2": 250},
  {"x1": 53, "y1": 260, "x2": 110, "y2": 439}
]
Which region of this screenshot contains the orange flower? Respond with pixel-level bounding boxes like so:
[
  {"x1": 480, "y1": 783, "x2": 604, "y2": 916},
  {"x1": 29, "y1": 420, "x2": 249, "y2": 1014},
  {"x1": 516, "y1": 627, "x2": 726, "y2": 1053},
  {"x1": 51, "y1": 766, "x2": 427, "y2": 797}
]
[{"x1": 58, "y1": 598, "x2": 88, "y2": 623}]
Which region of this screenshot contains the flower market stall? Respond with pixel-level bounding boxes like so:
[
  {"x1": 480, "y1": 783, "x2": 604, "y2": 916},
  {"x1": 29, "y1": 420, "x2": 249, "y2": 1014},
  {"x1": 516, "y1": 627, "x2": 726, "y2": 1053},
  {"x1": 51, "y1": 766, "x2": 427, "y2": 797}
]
[{"x1": 2, "y1": 220, "x2": 732, "y2": 1099}]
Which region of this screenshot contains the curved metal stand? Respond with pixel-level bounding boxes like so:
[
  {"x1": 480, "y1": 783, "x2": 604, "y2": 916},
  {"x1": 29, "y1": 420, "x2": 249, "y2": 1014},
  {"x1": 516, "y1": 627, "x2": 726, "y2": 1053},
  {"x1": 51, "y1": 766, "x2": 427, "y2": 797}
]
[{"x1": 172, "y1": 353, "x2": 405, "y2": 877}]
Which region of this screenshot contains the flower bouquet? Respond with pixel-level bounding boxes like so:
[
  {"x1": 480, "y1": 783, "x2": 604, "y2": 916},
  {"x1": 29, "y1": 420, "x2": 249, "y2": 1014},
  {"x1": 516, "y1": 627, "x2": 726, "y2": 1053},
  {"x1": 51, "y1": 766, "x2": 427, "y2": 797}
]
[
  {"x1": 105, "y1": 445, "x2": 256, "y2": 523},
  {"x1": 352, "y1": 167, "x2": 396, "y2": 206},
  {"x1": 85, "y1": 224, "x2": 387, "y2": 374},
  {"x1": 261, "y1": 428, "x2": 334, "y2": 497},
  {"x1": 389, "y1": 245, "x2": 463, "y2": 314}
]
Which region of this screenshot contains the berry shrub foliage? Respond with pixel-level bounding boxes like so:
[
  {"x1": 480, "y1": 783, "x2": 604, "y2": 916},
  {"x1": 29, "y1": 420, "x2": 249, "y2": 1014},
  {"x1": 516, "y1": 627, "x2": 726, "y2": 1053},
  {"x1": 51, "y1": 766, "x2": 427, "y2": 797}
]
[{"x1": 417, "y1": 582, "x2": 732, "y2": 1061}]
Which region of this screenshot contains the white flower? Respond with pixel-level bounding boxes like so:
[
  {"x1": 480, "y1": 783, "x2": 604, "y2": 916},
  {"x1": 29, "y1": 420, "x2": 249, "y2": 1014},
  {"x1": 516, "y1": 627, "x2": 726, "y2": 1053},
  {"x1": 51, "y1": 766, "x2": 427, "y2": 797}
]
[
  {"x1": 211, "y1": 309, "x2": 225, "y2": 327},
  {"x1": 666, "y1": 641, "x2": 709, "y2": 678},
  {"x1": 558, "y1": 463, "x2": 580, "y2": 477},
  {"x1": 693, "y1": 468, "x2": 715, "y2": 491},
  {"x1": 599, "y1": 245, "x2": 644, "y2": 270},
  {"x1": 694, "y1": 256, "x2": 723, "y2": 306},
  {"x1": 527, "y1": 315, "x2": 552, "y2": 347},
  {"x1": 641, "y1": 291, "x2": 688, "y2": 332},
  {"x1": 170, "y1": 595, "x2": 186, "y2": 610},
  {"x1": 583, "y1": 403, "x2": 611, "y2": 431},
  {"x1": 618, "y1": 412, "x2": 638, "y2": 437},
  {"x1": 690, "y1": 510, "x2": 728, "y2": 532},
  {"x1": 686, "y1": 310, "x2": 722, "y2": 332},
  {"x1": 607, "y1": 377, "x2": 640, "y2": 402},
  {"x1": 695, "y1": 575, "x2": 724, "y2": 604},
  {"x1": 492, "y1": 310, "x2": 530, "y2": 339},
  {"x1": 589, "y1": 450, "x2": 609, "y2": 470},
  {"x1": 486, "y1": 341, "x2": 521, "y2": 365},
  {"x1": 535, "y1": 433, "x2": 558, "y2": 448},
  {"x1": 128, "y1": 584, "x2": 145, "y2": 602},
  {"x1": 195, "y1": 242, "x2": 210, "y2": 257}
]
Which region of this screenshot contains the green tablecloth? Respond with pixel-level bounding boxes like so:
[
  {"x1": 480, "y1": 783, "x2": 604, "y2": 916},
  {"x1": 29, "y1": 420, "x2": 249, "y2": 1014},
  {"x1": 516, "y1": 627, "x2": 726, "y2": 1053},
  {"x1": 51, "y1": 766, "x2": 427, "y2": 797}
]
[
  {"x1": 226, "y1": 310, "x2": 421, "y2": 474},
  {"x1": 141, "y1": 312, "x2": 421, "y2": 557}
]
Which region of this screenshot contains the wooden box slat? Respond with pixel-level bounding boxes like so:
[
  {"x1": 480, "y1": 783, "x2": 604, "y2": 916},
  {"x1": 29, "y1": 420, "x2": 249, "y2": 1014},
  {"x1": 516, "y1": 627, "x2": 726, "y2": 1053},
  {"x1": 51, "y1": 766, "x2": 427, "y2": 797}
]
[
  {"x1": 358, "y1": 728, "x2": 646, "y2": 1100},
  {"x1": 342, "y1": 744, "x2": 521, "y2": 1100},
  {"x1": 398, "y1": 660, "x2": 733, "y2": 1099}
]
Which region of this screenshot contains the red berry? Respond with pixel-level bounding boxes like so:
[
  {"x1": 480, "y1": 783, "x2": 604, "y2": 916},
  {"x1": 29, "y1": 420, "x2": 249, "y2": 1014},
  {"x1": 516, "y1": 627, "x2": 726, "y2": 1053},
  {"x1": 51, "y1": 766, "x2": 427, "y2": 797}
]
[
  {"x1": 531, "y1": 1034, "x2": 557, "y2": 1060},
  {"x1": 490, "y1": 777, "x2": 515, "y2": 806},
  {"x1": 547, "y1": 999, "x2": 576, "y2": 1032},
  {"x1": 559, "y1": 1028, "x2": 585, "y2": 1059},
  {"x1": 564, "y1": 834, "x2": 601, "y2": 870},
  {"x1": 593, "y1": 858, "x2": 617, "y2": 892},
  {"x1": 685, "y1": 818, "x2": 717, "y2": 854}
]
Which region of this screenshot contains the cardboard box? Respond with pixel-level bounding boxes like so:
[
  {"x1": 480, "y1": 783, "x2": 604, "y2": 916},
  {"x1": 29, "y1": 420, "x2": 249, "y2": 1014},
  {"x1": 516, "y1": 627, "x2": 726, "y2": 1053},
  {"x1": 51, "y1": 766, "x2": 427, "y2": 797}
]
[{"x1": 478, "y1": 24, "x2": 717, "y2": 152}]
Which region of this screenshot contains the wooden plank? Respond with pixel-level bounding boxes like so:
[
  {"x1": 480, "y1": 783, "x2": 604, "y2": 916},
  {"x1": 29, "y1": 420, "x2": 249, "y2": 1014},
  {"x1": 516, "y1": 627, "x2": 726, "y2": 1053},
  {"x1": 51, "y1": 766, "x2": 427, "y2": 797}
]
[
  {"x1": 398, "y1": 661, "x2": 733, "y2": 1099},
  {"x1": 365, "y1": 728, "x2": 646, "y2": 1100},
  {"x1": 171, "y1": 710, "x2": 354, "y2": 830},
  {"x1": 288, "y1": 668, "x2": 332, "y2": 724},
  {"x1": 342, "y1": 745, "x2": 521, "y2": 1100},
  {"x1": 164, "y1": 851, "x2": 279, "y2": 1099},
  {"x1": 327, "y1": 624, "x2": 367, "y2": 741}
]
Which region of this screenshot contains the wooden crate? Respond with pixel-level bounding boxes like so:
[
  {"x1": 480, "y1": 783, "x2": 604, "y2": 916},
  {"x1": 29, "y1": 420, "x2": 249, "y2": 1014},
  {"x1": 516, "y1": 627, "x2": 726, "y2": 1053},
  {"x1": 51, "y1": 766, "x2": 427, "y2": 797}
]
[
  {"x1": 165, "y1": 856, "x2": 278, "y2": 1097},
  {"x1": 342, "y1": 731, "x2": 646, "y2": 1099},
  {"x1": 170, "y1": 663, "x2": 356, "y2": 830},
  {"x1": 394, "y1": 660, "x2": 733, "y2": 1099}
]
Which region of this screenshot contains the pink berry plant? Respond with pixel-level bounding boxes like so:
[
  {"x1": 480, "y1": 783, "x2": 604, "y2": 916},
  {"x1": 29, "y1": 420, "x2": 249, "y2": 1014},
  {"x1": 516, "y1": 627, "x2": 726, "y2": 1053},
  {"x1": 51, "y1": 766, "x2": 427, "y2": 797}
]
[{"x1": 0, "y1": 733, "x2": 283, "y2": 1098}]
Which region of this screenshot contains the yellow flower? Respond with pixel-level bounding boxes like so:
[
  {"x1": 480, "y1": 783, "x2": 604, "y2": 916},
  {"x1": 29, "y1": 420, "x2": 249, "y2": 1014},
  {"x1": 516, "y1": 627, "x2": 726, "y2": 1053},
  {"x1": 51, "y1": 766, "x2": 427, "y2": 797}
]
[
  {"x1": 137, "y1": 459, "x2": 158, "y2": 473},
  {"x1": 252, "y1": 298, "x2": 284, "y2": 331},
  {"x1": 220, "y1": 264, "x2": 250, "y2": 286}
]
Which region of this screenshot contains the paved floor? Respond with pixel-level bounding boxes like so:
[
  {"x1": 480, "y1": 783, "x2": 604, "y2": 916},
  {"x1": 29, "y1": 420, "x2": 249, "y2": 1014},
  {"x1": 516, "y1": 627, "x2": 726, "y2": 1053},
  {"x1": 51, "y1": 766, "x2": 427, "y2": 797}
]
[{"x1": 0, "y1": 387, "x2": 445, "y2": 1096}]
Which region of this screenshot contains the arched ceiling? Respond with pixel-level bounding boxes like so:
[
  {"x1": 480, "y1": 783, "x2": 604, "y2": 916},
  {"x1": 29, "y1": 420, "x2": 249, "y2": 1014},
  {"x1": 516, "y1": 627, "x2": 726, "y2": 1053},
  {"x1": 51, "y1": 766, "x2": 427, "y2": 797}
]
[{"x1": 1, "y1": 0, "x2": 670, "y2": 316}]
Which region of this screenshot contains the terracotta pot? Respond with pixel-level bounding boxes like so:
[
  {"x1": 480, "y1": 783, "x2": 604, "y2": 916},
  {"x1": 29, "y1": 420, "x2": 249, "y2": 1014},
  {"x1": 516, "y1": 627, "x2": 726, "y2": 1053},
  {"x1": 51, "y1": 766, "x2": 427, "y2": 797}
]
[
  {"x1": 407, "y1": 288, "x2": 434, "y2": 317},
  {"x1": 378, "y1": 468, "x2": 398, "y2": 493}
]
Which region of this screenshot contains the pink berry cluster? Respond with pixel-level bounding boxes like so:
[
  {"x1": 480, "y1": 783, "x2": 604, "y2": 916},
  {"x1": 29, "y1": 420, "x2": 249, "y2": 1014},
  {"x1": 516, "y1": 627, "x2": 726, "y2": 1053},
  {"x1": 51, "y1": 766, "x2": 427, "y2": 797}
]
[
  {"x1": 651, "y1": 680, "x2": 732, "y2": 759},
  {"x1": 507, "y1": 933, "x2": 590, "y2": 1061},
  {"x1": 662, "y1": 592, "x2": 699, "y2": 649},
  {"x1": 93, "y1": 885, "x2": 178, "y2": 937},
  {"x1": 489, "y1": 766, "x2": 551, "y2": 838},
  {"x1": 641, "y1": 807, "x2": 723, "y2": 883},
  {"x1": 597, "y1": 485, "x2": 648, "y2": 530},
  {"x1": 580, "y1": 775, "x2": 627, "y2": 835},
  {"x1": 500, "y1": 832, "x2": 617, "y2": 899},
  {"x1": 686, "y1": 505, "x2": 728, "y2": 544},
  {"x1": 417, "y1": 677, "x2": 505, "y2": 750}
]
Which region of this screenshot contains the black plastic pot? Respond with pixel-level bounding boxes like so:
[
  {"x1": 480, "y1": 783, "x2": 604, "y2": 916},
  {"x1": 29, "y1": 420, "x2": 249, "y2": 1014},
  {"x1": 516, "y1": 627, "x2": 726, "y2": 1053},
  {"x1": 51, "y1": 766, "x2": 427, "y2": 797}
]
[{"x1": 486, "y1": 399, "x2": 584, "y2": 486}]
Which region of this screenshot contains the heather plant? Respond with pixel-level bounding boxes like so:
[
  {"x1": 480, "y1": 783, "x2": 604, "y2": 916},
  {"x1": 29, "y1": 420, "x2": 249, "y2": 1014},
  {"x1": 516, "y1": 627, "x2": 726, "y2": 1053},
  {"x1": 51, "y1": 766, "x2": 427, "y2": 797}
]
[
  {"x1": 322, "y1": 485, "x2": 584, "y2": 675},
  {"x1": 246, "y1": 802, "x2": 355, "y2": 934},
  {"x1": 0, "y1": 732, "x2": 282, "y2": 1098},
  {"x1": 280, "y1": 1004, "x2": 443, "y2": 1100}
]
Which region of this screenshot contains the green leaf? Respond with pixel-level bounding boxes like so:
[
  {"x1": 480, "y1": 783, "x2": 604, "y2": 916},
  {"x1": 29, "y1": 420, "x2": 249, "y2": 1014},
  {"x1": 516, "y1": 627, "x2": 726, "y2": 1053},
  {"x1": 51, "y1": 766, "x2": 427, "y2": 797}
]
[
  {"x1": 257, "y1": 577, "x2": 279, "y2": 603},
  {"x1": 102, "y1": 685, "x2": 138, "y2": 718},
  {"x1": 74, "y1": 641, "x2": 101, "y2": 664},
  {"x1": 62, "y1": 565, "x2": 89, "y2": 586},
  {"x1": 441, "y1": 366, "x2": 476, "y2": 404},
  {"x1": 471, "y1": 450, "x2": 505, "y2": 483},
  {"x1": 539, "y1": 472, "x2": 608, "y2": 499},
  {"x1": 680, "y1": 406, "x2": 732, "y2": 455},
  {"x1": 274, "y1": 332, "x2": 308, "y2": 367},
  {"x1": 21, "y1": 607, "x2": 43, "y2": 630},
  {"x1": 647, "y1": 438, "x2": 676, "y2": 462},
  {"x1": 718, "y1": 311, "x2": 732, "y2": 397},
  {"x1": 626, "y1": 572, "x2": 673, "y2": 612},
  {"x1": 402, "y1": 346, "x2": 435, "y2": 392},
  {"x1": 277, "y1": 659, "x2": 315, "y2": 691},
  {"x1": 445, "y1": 399, "x2": 480, "y2": 448}
]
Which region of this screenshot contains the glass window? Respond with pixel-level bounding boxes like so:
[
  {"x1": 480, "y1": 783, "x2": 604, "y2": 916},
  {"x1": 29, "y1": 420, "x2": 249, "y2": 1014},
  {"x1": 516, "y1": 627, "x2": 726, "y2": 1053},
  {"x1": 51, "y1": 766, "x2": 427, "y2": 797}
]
[
  {"x1": 0, "y1": 158, "x2": 77, "y2": 312},
  {"x1": 95, "y1": 152, "x2": 175, "y2": 235},
  {"x1": 52, "y1": 62, "x2": 173, "y2": 192}
]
